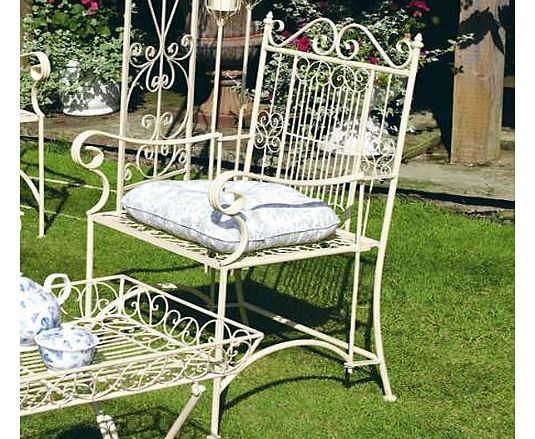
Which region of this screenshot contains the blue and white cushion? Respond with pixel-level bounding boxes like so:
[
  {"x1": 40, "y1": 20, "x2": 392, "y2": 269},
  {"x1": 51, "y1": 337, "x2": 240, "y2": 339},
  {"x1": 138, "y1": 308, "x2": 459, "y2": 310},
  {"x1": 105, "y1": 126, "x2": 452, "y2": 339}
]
[{"x1": 121, "y1": 180, "x2": 340, "y2": 254}]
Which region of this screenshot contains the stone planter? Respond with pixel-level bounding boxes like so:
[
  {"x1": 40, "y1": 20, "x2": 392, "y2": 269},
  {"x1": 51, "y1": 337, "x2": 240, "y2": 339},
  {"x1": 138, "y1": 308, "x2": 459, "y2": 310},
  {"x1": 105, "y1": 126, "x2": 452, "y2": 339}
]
[
  {"x1": 192, "y1": 8, "x2": 263, "y2": 128},
  {"x1": 60, "y1": 60, "x2": 120, "y2": 117}
]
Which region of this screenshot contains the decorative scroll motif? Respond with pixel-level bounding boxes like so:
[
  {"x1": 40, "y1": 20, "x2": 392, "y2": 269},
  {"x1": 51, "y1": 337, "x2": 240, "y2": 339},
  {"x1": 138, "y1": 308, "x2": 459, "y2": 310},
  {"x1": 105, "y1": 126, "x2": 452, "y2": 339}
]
[
  {"x1": 267, "y1": 16, "x2": 417, "y2": 70},
  {"x1": 21, "y1": 277, "x2": 263, "y2": 415},
  {"x1": 124, "y1": 142, "x2": 188, "y2": 182},
  {"x1": 55, "y1": 280, "x2": 121, "y2": 320},
  {"x1": 360, "y1": 136, "x2": 396, "y2": 178},
  {"x1": 126, "y1": 0, "x2": 194, "y2": 141},
  {"x1": 254, "y1": 110, "x2": 285, "y2": 154}
]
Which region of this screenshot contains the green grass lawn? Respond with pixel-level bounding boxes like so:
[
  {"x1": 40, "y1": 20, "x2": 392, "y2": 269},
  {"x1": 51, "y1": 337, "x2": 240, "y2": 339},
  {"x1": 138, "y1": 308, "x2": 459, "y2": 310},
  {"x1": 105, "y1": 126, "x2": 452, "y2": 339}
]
[{"x1": 20, "y1": 141, "x2": 514, "y2": 438}]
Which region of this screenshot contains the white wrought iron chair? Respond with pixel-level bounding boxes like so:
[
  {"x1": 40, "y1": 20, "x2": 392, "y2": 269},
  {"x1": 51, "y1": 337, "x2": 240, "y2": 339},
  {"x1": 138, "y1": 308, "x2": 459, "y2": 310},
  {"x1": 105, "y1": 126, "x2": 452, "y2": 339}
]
[
  {"x1": 20, "y1": 51, "x2": 51, "y2": 237},
  {"x1": 71, "y1": 4, "x2": 422, "y2": 437}
]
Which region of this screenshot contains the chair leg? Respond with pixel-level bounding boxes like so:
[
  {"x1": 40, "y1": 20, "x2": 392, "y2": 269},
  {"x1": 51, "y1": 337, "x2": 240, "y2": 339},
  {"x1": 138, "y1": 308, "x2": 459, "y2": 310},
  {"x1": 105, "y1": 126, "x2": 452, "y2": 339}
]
[
  {"x1": 37, "y1": 117, "x2": 45, "y2": 238},
  {"x1": 92, "y1": 402, "x2": 119, "y2": 439},
  {"x1": 209, "y1": 267, "x2": 216, "y2": 305},
  {"x1": 85, "y1": 217, "x2": 95, "y2": 318},
  {"x1": 234, "y1": 269, "x2": 249, "y2": 326},
  {"x1": 373, "y1": 249, "x2": 396, "y2": 402},
  {"x1": 346, "y1": 252, "x2": 361, "y2": 373},
  {"x1": 86, "y1": 217, "x2": 95, "y2": 281},
  {"x1": 209, "y1": 269, "x2": 229, "y2": 439}
]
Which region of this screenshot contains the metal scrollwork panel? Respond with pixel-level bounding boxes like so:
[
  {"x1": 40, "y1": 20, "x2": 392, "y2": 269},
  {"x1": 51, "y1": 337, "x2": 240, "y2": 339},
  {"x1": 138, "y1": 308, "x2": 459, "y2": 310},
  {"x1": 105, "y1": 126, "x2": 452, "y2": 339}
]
[
  {"x1": 21, "y1": 278, "x2": 263, "y2": 416},
  {"x1": 267, "y1": 17, "x2": 416, "y2": 69},
  {"x1": 123, "y1": 140, "x2": 189, "y2": 184},
  {"x1": 115, "y1": 0, "x2": 196, "y2": 186},
  {"x1": 124, "y1": 0, "x2": 194, "y2": 141},
  {"x1": 250, "y1": 15, "x2": 417, "y2": 211}
]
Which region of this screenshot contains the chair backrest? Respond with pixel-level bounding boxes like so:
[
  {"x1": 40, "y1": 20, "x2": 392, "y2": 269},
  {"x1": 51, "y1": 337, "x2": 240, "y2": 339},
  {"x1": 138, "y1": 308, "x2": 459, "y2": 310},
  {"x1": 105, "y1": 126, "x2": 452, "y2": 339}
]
[
  {"x1": 242, "y1": 15, "x2": 422, "y2": 221},
  {"x1": 114, "y1": 0, "x2": 200, "y2": 202}
]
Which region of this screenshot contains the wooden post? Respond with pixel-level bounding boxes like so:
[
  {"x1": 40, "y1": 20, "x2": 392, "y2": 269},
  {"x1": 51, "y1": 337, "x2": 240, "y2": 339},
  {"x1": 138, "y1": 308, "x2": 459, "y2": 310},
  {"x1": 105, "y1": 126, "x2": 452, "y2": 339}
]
[{"x1": 451, "y1": 0, "x2": 508, "y2": 164}]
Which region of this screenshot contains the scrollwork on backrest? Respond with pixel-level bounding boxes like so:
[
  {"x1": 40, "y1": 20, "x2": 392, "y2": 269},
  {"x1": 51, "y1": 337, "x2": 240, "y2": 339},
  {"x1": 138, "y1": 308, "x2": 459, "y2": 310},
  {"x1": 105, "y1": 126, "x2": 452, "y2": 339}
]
[
  {"x1": 119, "y1": 0, "x2": 196, "y2": 186},
  {"x1": 266, "y1": 17, "x2": 417, "y2": 70},
  {"x1": 247, "y1": 14, "x2": 422, "y2": 216},
  {"x1": 123, "y1": 139, "x2": 189, "y2": 185}
]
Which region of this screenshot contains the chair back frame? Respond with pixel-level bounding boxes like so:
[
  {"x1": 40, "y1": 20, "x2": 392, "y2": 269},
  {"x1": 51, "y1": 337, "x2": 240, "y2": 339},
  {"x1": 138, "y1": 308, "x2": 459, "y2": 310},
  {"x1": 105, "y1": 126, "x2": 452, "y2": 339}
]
[
  {"x1": 233, "y1": 14, "x2": 422, "y2": 237},
  {"x1": 114, "y1": 0, "x2": 201, "y2": 212}
]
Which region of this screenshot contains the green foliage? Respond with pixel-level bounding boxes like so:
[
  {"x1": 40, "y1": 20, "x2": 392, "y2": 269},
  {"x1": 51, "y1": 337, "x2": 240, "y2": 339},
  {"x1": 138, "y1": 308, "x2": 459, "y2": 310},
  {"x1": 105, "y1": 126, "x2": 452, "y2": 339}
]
[{"x1": 20, "y1": 0, "x2": 123, "y2": 112}]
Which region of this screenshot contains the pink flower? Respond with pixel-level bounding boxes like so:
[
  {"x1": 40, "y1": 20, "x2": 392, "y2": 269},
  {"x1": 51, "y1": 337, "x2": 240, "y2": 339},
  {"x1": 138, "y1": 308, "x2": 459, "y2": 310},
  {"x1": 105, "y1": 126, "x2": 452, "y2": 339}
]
[
  {"x1": 88, "y1": 1, "x2": 99, "y2": 13},
  {"x1": 296, "y1": 35, "x2": 311, "y2": 52},
  {"x1": 47, "y1": 0, "x2": 56, "y2": 4},
  {"x1": 407, "y1": 1, "x2": 431, "y2": 12},
  {"x1": 368, "y1": 56, "x2": 379, "y2": 65},
  {"x1": 412, "y1": 10, "x2": 423, "y2": 18},
  {"x1": 282, "y1": 30, "x2": 291, "y2": 39},
  {"x1": 80, "y1": 0, "x2": 91, "y2": 4}
]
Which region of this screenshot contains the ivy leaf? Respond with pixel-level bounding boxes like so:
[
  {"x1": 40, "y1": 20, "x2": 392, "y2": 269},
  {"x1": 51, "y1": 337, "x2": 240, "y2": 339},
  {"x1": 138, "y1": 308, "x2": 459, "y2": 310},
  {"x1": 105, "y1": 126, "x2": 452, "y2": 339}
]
[
  {"x1": 71, "y1": 4, "x2": 84, "y2": 15},
  {"x1": 51, "y1": 11, "x2": 69, "y2": 26}
]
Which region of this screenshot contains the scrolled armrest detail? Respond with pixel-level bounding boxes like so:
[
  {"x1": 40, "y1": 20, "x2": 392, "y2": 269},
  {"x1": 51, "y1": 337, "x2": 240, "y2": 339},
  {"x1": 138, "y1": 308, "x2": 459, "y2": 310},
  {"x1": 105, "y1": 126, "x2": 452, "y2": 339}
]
[
  {"x1": 71, "y1": 131, "x2": 114, "y2": 215},
  {"x1": 21, "y1": 51, "x2": 51, "y2": 118},
  {"x1": 71, "y1": 130, "x2": 224, "y2": 216},
  {"x1": 207, "y1": 169, "x2": 367, "y2": 266},
  {"x1": 207, "y1": 172, "x2": 251, "y2": 266}
]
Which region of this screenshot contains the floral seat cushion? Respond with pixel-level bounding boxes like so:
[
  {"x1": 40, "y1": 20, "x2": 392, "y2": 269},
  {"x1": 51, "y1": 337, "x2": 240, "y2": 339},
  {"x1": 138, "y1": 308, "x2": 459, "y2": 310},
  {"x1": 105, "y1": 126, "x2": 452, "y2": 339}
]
[{"x1": 121, "y1": 180, "x2": 340, "y2": 254}]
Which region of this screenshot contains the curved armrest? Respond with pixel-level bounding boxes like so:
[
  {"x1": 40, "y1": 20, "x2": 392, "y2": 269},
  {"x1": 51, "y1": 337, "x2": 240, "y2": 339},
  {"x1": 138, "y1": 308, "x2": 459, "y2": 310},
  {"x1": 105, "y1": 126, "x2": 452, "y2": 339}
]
[
  {"x1": 20, "y1": 51, "x2": 51, "y2": 117},
  {"x1": 71, "y1": 130, "x2": 223, "y2": 215},
  {"x1": 206, "y1": 170, "x2": 365, "y2": 266},
  {"x1": 20, "y1": 51, "x2": 51, "y2": 81}
]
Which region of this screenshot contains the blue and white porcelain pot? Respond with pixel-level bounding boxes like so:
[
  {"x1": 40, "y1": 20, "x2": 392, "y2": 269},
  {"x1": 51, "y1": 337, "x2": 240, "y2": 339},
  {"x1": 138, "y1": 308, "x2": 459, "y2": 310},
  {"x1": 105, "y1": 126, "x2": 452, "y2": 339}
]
[{"x1": 20, "y1": 273, "x2": 71, "y2": 351}]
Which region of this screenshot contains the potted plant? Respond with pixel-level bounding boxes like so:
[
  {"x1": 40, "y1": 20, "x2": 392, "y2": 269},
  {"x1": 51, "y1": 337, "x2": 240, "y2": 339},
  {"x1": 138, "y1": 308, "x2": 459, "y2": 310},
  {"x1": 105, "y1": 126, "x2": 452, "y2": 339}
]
[{"x1": 21, "y1": 0, "x2": 123, "y2": 116}]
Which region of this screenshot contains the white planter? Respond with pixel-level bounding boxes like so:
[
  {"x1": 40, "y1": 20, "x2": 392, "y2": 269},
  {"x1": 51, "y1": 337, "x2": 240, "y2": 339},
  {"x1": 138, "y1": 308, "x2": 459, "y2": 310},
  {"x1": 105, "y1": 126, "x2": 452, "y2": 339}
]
[{"x1": 60, "y1": 60, "x2": 120, "y2": 117}]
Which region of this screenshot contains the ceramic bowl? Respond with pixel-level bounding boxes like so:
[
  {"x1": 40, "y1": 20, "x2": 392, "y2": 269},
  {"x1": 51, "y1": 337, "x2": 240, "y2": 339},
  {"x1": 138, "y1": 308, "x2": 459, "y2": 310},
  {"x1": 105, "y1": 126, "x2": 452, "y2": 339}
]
[{"x1": 34, "y1": 324, "x2": 99, "y2": 371}]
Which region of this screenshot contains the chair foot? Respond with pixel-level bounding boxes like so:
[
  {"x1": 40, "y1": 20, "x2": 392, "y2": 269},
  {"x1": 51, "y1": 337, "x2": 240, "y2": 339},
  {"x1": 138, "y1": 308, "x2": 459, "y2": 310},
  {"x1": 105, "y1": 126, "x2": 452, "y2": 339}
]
[
  {"x1": 343, "y1": 369, "x2": 352, "y2": 389},
  {"x1": 206, "y1": 435, "x2": 221, "y2": 439},
  {"x1": 383, "y1": 394, "x2": 397, "y2": 402},
  {"x1": 96, "y1": 414, "x2": 119, "y2": 439}
]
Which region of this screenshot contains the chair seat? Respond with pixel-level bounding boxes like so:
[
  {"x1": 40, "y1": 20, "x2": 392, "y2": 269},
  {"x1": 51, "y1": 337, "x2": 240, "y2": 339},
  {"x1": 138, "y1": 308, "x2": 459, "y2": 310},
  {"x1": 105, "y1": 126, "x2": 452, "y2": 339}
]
[
  {"x1": 92, "y1": 210, "x2": 379, "y2": 269},
  {"x1": 20, "y1": 109, "x2": 40, "y2": 124},
  {"x1": 121, "y1": 180, "x2": 341, "y2": 255}
]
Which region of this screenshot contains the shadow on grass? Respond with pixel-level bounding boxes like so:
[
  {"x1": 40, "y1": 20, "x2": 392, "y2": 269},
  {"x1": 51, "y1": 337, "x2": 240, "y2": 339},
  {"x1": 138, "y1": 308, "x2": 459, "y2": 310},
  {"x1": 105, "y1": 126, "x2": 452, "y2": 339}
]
[
  {"x1": 20, "y1": 182, "x2": 76, "y2": 235},
  {"x1": 224, "y1": 374, "x2": 374, "y2": 412},
  {"x1": 127, "y1": 253, "x2": 387, "y2": 394},
  {"x1": 46, "y1": 406, "x2": 208, "y2": 439},
  {"x1": 20, "y1": 145, "x2": 92, "y2": 233}
]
